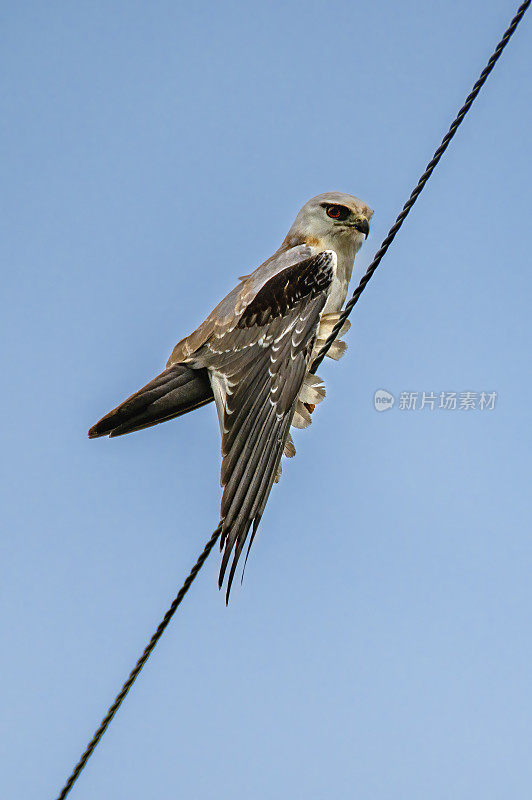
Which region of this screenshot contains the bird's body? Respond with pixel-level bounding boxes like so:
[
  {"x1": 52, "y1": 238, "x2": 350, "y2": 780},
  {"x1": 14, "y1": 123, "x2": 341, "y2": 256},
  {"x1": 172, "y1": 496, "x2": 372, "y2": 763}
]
[{"x1": 89, "y1": 192, "x2": 372, "y2": 599}]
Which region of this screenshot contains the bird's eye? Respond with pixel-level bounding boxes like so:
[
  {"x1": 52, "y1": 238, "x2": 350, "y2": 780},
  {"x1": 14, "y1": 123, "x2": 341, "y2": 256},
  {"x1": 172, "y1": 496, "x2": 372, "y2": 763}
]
[{"x1": 325, "y1": 204, "x2": 350, "y2": 221}]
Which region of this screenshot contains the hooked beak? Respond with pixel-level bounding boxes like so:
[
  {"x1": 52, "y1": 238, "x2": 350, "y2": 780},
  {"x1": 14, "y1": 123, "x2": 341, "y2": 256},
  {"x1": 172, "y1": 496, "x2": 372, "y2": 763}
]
[{"x1": 353, "y1": 217, "x2": 370, "y2": 238}]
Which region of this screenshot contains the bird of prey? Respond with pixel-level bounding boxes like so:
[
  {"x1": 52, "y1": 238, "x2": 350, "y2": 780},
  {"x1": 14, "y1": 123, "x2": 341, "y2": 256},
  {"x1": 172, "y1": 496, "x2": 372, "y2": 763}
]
[{"x1": 89, "y1": 192, "x2": 372, "y2": 600}]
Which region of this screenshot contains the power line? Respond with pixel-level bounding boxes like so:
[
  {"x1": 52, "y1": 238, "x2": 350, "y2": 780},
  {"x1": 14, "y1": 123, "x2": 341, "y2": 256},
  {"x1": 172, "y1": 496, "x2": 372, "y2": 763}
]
[
  {"x1": 312, "y1": 0, "x2": 530, "y2": 371},
  {"x1": 56, "y1": 526, "x2": 221, "y2": 800},
  {"x1": 55, "y1": 3, "x2": 530, "y2": 797}
]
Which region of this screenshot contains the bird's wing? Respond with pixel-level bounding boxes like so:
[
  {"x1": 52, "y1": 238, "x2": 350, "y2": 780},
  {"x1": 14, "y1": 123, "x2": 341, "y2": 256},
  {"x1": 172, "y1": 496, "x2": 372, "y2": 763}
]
[
  {"x1": 197, "y1": 250, "x2": 336, "y2": 601},
  {"x1": 166, "y1": 244, "x2": 319, "y2": 366}
]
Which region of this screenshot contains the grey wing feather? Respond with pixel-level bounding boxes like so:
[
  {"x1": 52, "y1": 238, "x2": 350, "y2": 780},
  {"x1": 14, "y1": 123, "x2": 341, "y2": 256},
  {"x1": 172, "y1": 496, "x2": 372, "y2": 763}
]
[
  {"x1": 198, "y1": 251, "x2": 335, "y2": 601},
  {"x1": 166, "y1": 244, "x2": 319, "y2": 366}
]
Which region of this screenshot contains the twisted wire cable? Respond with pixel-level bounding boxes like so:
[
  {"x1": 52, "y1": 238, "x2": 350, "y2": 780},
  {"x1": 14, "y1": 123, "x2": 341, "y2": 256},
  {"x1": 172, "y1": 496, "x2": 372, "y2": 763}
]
[
  {"x1": 56, "y1": 526, "x2": 222, "y2": 800},
  {"x1": 312, "y1": 0, "x2": 530, "y2": 373}
]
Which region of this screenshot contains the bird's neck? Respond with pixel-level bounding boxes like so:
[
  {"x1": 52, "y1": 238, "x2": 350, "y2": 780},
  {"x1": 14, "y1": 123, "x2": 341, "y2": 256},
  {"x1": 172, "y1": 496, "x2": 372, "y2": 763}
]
[{"x1": 278, "y1": 232, "x2": 359, "y2": 287}]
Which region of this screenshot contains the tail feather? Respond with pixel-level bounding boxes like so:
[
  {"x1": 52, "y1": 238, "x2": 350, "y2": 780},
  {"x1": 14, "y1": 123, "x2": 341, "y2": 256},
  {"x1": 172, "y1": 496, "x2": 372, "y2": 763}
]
[{"x1": 88, "y1": 364, "x2": 214, "y2": 439}]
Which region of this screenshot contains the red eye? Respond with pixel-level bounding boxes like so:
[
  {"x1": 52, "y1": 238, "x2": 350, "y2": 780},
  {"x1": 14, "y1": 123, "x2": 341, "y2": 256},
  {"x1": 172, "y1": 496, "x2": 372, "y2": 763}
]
[{"x1": 326, "y1": 204, "x2": 349, "y2": 221}]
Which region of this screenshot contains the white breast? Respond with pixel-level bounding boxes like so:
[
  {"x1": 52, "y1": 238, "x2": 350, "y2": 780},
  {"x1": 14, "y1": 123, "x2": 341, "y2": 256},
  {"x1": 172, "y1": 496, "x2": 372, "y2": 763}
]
[{"x1": 323, "y1": 273, "x2": 348, "y2": 314}]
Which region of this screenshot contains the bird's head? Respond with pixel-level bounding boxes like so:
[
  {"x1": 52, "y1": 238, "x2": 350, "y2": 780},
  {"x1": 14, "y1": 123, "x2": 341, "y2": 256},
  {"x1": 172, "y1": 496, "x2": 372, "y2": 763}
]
[{"x1": 282, "y1": 192, "x2": 373, "y2": 256}]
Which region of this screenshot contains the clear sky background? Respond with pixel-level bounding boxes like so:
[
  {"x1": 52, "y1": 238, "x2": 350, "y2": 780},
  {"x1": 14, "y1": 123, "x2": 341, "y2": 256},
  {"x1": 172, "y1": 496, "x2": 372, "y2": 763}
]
[{"x1": 2, "y1": 2, "x2": 531, "y2": 798}]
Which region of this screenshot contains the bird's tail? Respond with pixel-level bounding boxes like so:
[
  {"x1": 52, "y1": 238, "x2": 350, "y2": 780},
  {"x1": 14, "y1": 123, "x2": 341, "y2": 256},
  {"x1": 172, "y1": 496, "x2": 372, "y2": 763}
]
[{"x1": 88, "y1": 363, "x2": 214, "y2": 439}]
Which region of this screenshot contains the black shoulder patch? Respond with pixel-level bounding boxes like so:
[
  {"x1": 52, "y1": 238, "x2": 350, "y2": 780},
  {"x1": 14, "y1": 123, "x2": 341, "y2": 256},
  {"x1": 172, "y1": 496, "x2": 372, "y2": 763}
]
[{"x1": 238, "y1": 252, "x2": 334, "y2": 329}]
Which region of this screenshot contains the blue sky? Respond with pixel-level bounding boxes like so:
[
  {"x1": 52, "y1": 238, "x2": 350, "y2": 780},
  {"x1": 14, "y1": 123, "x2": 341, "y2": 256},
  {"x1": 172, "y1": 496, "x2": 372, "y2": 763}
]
[{"x1": 1, "y1": 2, "x2": 531, "y2": 798}]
